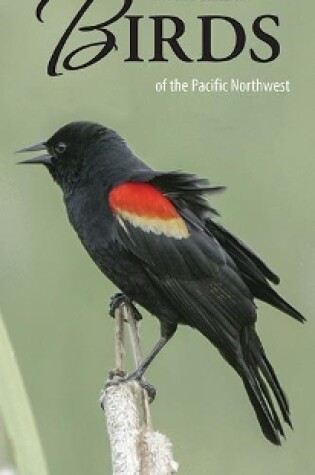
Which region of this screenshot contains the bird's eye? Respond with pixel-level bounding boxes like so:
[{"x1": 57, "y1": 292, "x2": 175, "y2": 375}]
[{"x1": 54, "y1": 142, "x2": 67, "y2": 154}]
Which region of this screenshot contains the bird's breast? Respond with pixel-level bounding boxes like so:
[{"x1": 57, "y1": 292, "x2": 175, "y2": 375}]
[
  {"x1": 64, "y1": 185, "x2": 114, "y2": 253},
  {"x1": 64, "y1": 186, "x2": 145, "y2": 288},
  {"x1": 63, "y1": 186, "x2": 179, "y2": 321}
]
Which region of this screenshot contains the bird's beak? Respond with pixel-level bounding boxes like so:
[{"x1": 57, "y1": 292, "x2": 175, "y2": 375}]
[{"x1": 16, "y1": 142, "x2": 52, "y2": 165}]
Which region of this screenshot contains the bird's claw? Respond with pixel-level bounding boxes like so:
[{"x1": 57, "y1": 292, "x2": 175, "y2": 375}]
[
  {"x1": 105, "y1": 372, "x2": 156, "y2": 404},
  {"x1": 109, "y1": 292, "x2": 126, "y2": 318},
  {"x1": 108, "y1": 368, "x2": 127, "y2": 379},
  {"x1": 109, "y1": 292, "x2": 142, "y2": 321},
  {"x1": 137, "y1": 379, "x2": 156, "y2": 403}
]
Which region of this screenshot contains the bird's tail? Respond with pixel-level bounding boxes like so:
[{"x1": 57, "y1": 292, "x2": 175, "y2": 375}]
[{"x1": 240, "y1": 327, "x2": 292, "y2": 445}]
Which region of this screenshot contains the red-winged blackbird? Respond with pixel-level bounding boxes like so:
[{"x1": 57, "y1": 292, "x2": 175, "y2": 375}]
[{"x1": 18, "y1": 121, "x2": 304, "y2": 445}]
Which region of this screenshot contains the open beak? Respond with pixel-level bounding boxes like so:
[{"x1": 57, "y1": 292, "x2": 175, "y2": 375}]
[{"x1": 16, "y1": 142, "x2": 52, "y2": 165}]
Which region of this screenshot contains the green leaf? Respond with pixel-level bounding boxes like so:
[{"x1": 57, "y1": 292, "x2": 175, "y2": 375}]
[{"x1": 0, "y1": 311, "x2": 49, "y2": 475}]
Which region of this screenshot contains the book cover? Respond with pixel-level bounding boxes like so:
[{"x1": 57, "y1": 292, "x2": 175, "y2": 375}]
[{"x1": 0, "y1": 1, "x2": 313, "y2": 473}]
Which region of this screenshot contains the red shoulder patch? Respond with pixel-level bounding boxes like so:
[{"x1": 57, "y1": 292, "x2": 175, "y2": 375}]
[
  {"x1": 109, "y1": 182, "x2": 189, "y2": 239},
  {"x1": 109, "y1": 182, "x2": 179, "y2": 219}
]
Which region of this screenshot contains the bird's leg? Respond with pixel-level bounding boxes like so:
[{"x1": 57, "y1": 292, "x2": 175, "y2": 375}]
[
  {"x1": 107, "y1": 321, "x2": 177, "y2": 403},
  {"x1": 133, "y1": 322, "x2": 178, "y2": 383},
  {"x1": 109, "y1": 292, "x2": 142, "y2": 321}
]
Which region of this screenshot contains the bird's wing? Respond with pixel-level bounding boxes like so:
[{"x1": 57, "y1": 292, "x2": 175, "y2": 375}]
[
  {"x1": 205, "y1": 220, "x2": 280, "y2": 284},
  {"x1": 108, "y1": 176, "x2": 257, "y2": 361},
  {"x1": 127, "y1": 169, "x2": 225, "y2": 219},
  {"x1": 131, "y1": 170, "x2": 304, "y2": 323},
  {"x1": 205, "y1": 220, "x2": 305, "y2": 323}
]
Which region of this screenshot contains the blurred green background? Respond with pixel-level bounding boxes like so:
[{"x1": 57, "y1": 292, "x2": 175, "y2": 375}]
[{"x1": 1, "y1": 1, "x2": 314, "y2": 474}]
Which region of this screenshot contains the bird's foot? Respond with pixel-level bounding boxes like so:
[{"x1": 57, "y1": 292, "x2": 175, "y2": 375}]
[
  {"x1": 108, "y1": 368, "x2": 127, "y2": 380},
  {"x1": 105, "y1": 370, "x2": 156, "y2": 404},
  {"x1": 109, "y1": 292, "x2": 142, "y2": 321},
  {"x1": 109, "y1": 292, "x2": 126, "y2": 318},
  {"x1": 100, "y1": 369, "x2": 127, "y2": 410}
]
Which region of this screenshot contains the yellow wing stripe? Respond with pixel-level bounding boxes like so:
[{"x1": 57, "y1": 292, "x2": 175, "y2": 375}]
[{"x1": 117, "y1": 210, "x2": 189, "y2": 239}]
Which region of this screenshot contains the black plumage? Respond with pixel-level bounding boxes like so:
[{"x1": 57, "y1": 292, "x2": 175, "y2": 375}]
[{"x1": 18, "y1": 121, "x2": 304, "y2": 445}]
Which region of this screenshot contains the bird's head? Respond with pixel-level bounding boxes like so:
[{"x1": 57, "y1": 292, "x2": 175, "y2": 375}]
[{"x1": 17, "y1": 121, "x2": 130, "y2": 190}]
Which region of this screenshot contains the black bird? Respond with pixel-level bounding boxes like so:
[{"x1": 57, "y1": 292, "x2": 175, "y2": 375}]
[{"x1": 18, "y1": 121, "x2": 304, "y2": 445}]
